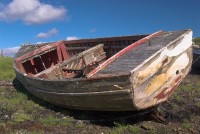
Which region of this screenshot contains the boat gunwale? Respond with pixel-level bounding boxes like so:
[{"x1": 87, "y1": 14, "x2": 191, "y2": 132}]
[
  {"x1": 14, "y1": 34, "x2": 149, "y2": 61},
  {"x1": 14, "y1": 65, "x2": 131, "y2": 82},
  {"x1": 14, "y1": 33, "x2": 154, "y2": 80}
]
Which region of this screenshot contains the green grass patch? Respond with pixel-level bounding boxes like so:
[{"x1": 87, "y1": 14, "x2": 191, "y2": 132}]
[
  {"x1": 193, "y1": 37, "x2": 200, "y2": 46},
  {"x1": 172, "y1": 104, "x2": 180, "y2": 111},
  {"x1": 39, "y1": 116, "x2": 73, "y2": 126},
  {"x1": 0, "y1": 87, "x2": 43, "y2": 121},
  {"x1": 181, "y1": 119, "x2": 191, "y2": 129},
  {"x1": 0, "y1": 88, "x2": 36, "y2": 112},
  {"x1": 111, "y1": 124, "x2": 142, "y2": 134},
  {"x1": 110, "y1": 123, "x2": 129, "y2": 134},
  {"x1": 128, "y1": 126, "x2": 141, "y2": 133},
  {"x1": 75, "y1": 123, "x2": 85, "y2": 128},
  {"x1": 12, "y1": 111, "x2": 33, "y2": 122},
  {"x1": 0, "y1": 57, "x2": 15, "y2": 80},
  {"x1": 149, "y1": 128, "x2": 158, "y2": 134},
  {"x1": 180, "y1": 84, "x2": 193, "y2": 91},
  {"x1": 195, "y1": 102, "x2": 200, "y2": 108}
]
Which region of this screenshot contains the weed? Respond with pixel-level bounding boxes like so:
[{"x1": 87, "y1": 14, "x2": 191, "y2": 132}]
[
  {"x1": 75, "y1": 123, "x2": 85, "y2": 128},
  {"x1": 180, "y1": 84, "x2": 193, "y2": 91},
  {"x1": 193, "y1": 37, "x2": 200, "y2": 46},
  {"x1": 195, "y1": 102, "x2": 200, "y2": 108},
  {"x1": 172, "y1": 104, "x2": 179, "y2": 111},
  {"x1": 12, "y1": 111, "x2": 33, "y2": 122},
  {"x1": 110, "y1": 123, "x2": 129, "y2": 134},
  {"x1": 0, "y1": 123, "x2": 5, "y2": 127},
  {"x1": 128, "y1": 126, "x2": 141, "y2": 133},
  {"x1": 9, "y1": 129, "x2": 45, "y2": 134},
  {"x1": 182, "y1": 122, "x2": 191, "y2": 129},
  {"x1": 173, "y1": 94, "x2": 182, "y2": 101},
  {"x1": 39, "y1": 116, "x2": 73, "y2": 126},
  {"x1": 149, "y1": 128, "x2": 157, "y2": 134}
]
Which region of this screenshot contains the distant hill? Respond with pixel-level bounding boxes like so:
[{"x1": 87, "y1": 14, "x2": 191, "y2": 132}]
[
  {"x1": 193, "y1": 37, "x2": 200, "y2": 46},
  {"x1": 0, "y1": 47, "x2": 20, "y2": 57}
]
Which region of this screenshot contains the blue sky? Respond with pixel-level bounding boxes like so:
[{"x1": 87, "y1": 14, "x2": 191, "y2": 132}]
[{"x1": 0, "y1": 0, "x2": 200, "y2": 54}]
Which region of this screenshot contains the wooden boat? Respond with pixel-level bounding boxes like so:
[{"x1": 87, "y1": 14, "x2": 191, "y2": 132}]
[
  {"x1": 14, "y1": 29, "x2": 193, "y2": 111},
  {"x1": 191, "y1": 47, "x2": 200, "y2": 74}
]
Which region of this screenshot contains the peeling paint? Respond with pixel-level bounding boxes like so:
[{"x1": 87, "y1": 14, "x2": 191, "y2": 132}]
[{"x1": 133, "y1": 30, "x2": 193, "y2": 110}]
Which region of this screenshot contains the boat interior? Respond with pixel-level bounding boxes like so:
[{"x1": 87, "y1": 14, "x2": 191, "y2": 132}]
[{"x1": 15, "y1": 35, "x2": 148, "y2": 80}]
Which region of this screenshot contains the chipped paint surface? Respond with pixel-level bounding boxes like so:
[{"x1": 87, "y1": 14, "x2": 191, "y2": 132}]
[
  {"x1": 145, "y1": 73, "x2": 169, "y2": 94},
  {"x1": 145, "y1": 53, "x2": 189, "y2": 95},
  {"x1": 133, "y1": 31, "x2": 193, "y2": 109},
  {"x1": 134, "y1": 31, "x2": 192, "y2": 88}
]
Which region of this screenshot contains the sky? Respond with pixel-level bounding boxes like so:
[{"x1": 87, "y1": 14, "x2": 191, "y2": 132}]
[{"x1": 0, "y1": 0, "x2": 200, "y2": 56}]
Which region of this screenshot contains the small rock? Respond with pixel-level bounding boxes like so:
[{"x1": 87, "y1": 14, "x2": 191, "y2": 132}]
[
  {"x1": 4, "y1": 115, "x2": 9, "y2": 119},
  {"x1": 77, "y1": 120, "x2": 84, "y2": 124},
  {"x1": 141, "y1": 121, "x2": 155, "y2": 130}
]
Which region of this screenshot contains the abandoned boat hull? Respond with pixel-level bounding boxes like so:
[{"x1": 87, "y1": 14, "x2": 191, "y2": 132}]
[
  {"x1": 15, "y1": 71, "x2": 135, "y2": 111},
  {"x1": 14, "y1": 29, "x2": 193, "y2": 111}
]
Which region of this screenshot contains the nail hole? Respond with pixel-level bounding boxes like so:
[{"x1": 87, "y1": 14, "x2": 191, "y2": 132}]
[{"x1": 176, "y1": 70, "x2": 179, "y2": 75}]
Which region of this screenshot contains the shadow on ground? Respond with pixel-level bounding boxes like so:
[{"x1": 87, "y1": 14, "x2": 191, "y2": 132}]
[{"x1": 12, "y1": 77, "x2": 160, "y2": 127}]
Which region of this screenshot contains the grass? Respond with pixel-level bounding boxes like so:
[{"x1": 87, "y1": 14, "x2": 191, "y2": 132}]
[
  {"x1": 0, "y1": 87, "x2": 35, "y2": 112},
  {"x1": 9, "y1": 130, "x2": 45, "y2": 134},
  {"x1": 12, "y1": 111, "x2": 33, "y2": 122},
  {"x1": 195, "y1": 102, "x2": 200, "y2": 108},
  {"x1": 181, "y1": 119, "x2": 191, "y2": 129},
  {"x1": 128, "y1": 126, "x2": 141, "y2": 133},
  {"x1": 0, "y1": 57, "x2": 15, "y2": 80},
  {"x1": 111, "y1": 123, "x2": 129, "y2": 134},
  {"x1": 39, "y1": 116, "x2": 73, "y2": 126},
  {"x1": 179, "y1": 84, "x2": 194, "y2": 91},
  {"x1": 0, "y1": 87, "x2": 75, "y2": 134},
  {"x1": 193, "y1": 37, "x2": 200, "y2": 46},
  {"x1": 110, "y1": 123, "x2": 142, "y2": 134}
]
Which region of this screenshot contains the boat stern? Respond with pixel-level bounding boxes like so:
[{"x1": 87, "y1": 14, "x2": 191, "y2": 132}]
[{"x1": 131, "y1": 30, "x2": 193, "y2": 110}]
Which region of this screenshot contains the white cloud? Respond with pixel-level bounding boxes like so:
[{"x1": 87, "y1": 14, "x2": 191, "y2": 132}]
[
  {"x1": 36, "y1": 42, "x2": 47, "y2": 44},
  {"x1": 1, "y1": 46, "x2": 20, "y2": 57},
  {"x1": 0, "y1": 0, "x2": 67, "y2": 24},
  {"x1": 36, "y1": 28, "x2": 58, "y2": 38},
  {"x1": 66, "y1": 36, "x2": 78, "y2": 41}
]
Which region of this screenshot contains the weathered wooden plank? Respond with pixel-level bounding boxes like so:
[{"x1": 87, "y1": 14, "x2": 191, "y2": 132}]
[
  {"x1": 87, "y1": 31, "x2": 163, "y2": 77},
  {"x1": 23, "y1": 84, "x2": 135, "y2": 111},
  {"x1": 90, "y1": 30, "x2": 188, "y2": 77}
]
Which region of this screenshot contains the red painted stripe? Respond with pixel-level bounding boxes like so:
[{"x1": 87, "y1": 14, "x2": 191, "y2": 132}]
[
  {"x1": 60, "y1": 44, "x2": 68, "y2": 60},
  {"x1": 57, "y1": 45, "x2": 63, "y2": 63},
  {"x1": 87, "y1": 31, "x2": 163, "y2": 77}
]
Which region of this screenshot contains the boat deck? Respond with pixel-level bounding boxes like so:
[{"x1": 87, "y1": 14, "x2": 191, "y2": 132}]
[{"x1": 92, "y1": 30, "x2": 187, "y2": 77}]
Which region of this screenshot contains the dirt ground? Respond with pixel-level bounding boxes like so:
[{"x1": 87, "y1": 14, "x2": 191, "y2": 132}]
[{"x1": 0, "y1": 74, "x2": 199, "y2": 134}]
